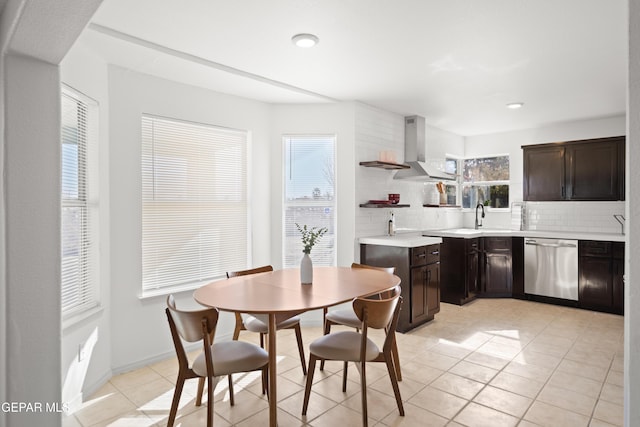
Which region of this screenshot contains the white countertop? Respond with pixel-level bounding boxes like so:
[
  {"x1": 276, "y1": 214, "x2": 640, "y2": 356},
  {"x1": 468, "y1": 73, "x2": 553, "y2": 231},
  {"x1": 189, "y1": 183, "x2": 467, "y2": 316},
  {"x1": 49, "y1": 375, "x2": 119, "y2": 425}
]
[
  {"x1": 359, "y1": 232, "x2": 443, "y2": 248},
  {"x1": 359, "y1": 228, "x2": 624, "y2": 247},
  {"x1": 423, "y1": 228, "x2": 625, "y2": 242}
]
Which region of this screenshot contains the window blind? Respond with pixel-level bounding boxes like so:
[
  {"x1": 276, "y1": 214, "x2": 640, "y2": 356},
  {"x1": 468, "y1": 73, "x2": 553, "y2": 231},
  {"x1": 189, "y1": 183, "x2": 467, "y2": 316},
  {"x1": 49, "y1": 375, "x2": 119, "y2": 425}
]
[
  {"x1": 283, "y1": 135, "x2": 336, "y2": 268},
  {"x1": 61, "y1": 88, "x2": 99, "y2": 317},
  {"x1": 141, "y1": 115, "x2": 248, "y2": 294}
]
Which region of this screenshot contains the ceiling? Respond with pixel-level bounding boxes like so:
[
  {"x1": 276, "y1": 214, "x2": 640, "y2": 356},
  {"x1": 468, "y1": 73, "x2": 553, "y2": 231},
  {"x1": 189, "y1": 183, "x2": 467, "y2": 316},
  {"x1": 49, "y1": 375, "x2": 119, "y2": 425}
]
[{"x1": 77, "y1": 0, "x2": 627, "y2": 136}]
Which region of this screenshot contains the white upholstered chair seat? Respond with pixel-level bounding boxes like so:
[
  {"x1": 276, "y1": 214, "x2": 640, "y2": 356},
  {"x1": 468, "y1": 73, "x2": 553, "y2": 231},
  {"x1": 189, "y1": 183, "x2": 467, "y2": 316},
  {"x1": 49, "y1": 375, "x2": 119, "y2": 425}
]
[
  {"x1": 309, "y1": 331, "x2": 380, "y2": 362},
  {"x1": 325, "y1": 309, "x2": 361, "y2": 329},
  {"x1": 243, "y1": 314, "x2": 302, "y2": 333},
  {"x1": 192, "y1": 341, "x2": 268, "y2": 377}
]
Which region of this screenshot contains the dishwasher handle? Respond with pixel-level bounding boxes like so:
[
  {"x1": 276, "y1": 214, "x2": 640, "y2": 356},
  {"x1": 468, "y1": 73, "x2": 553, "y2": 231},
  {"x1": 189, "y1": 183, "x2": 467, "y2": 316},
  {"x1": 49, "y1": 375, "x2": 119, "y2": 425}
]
[{"x1": 525, "y1": 239, "x2": 577, "y2": 248}]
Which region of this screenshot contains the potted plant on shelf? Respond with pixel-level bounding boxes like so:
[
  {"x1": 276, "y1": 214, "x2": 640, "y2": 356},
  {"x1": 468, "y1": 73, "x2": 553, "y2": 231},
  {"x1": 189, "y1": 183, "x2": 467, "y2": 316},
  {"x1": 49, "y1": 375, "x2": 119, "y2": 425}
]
[{"x1": 296, "y1": 223, "x2": 328, "y2": 285}]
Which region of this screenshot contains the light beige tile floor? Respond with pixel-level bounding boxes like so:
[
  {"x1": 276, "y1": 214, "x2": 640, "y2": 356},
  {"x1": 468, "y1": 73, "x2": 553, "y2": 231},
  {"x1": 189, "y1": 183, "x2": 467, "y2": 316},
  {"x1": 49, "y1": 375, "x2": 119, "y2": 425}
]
[{"x1": 64, "y1": 298, "x2": 624, "y2": 426}]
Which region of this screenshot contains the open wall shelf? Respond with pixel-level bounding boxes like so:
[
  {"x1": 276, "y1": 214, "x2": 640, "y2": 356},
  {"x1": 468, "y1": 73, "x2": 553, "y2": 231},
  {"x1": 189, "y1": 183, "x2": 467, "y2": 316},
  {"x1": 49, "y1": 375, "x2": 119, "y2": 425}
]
[{"x1": 359, "y1": 161, "x2": 409, "y2": 170}]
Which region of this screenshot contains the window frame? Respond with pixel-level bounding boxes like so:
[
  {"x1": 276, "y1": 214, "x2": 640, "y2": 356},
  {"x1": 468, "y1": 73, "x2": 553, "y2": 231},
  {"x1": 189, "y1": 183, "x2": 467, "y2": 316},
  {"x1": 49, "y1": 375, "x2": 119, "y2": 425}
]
[
  {"x1": 282, "y1": 134, "x2": 337, "y2": 269},
  {"x1": 140, "y1": 114, "x2": 251, "y2": 298},
  {"x1": 461, "y1": 154, "x2": 511, "y2": 211},
  {"x1": 61, "y1": 85, "x2": 100, "y2": 321}
]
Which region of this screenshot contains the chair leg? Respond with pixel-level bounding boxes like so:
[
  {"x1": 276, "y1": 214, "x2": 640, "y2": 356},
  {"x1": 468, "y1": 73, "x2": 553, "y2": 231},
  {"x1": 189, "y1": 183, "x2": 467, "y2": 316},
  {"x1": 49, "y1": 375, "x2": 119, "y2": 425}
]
[
  {"x1": 262, "y1": 365, "x2": 269, "y2": 398},
  {"x1": 294, "y1": 324, "x2": 307, "y2": 375},
  {"x1": 302, "y1": 355, "x2": 318, "y2": 416},
  {"x1": 207, "y1": 375, "x2": 214, "y2": 427},
  {"x1": 260, "y1": 332, "x2": 265, "y2": 349},
  {"x1": 386, "y1": 326, "x2": 402, "y2": 381},
  {"x1": 195, "y1": 377, "x2": 205, "y2": 406},
  {"x1": 342, "y1": 361, "x2": 348, "y2": 392},
  {"x1": 320, "y1": 320, "x2": 332, "y2": 371},
  {"x1": 360, "y1": 360, "x2": 368, "y2": 427},
  {"x1": 167, "y1": 375, "x2": 186, "y2": 427},
  {"x1": 228, "y1": 374, "x2": 235, "y2": 406},
  {"x1": 391, "y1": 339, "x2": 402, "y2": 381},
  {"x1": 385, "y1": 352, "x2": 405, "y2": 416}
]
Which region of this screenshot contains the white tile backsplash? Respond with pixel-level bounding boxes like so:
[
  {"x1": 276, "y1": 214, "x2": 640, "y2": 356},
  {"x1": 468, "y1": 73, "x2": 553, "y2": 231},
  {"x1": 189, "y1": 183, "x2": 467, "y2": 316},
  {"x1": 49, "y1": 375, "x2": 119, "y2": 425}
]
[
  {"x1": 524, "y1": 201, "x2": 625, "y2": 234},
  {"x1": 354, "y1": 104, "x2": 464, "y2": 239}
]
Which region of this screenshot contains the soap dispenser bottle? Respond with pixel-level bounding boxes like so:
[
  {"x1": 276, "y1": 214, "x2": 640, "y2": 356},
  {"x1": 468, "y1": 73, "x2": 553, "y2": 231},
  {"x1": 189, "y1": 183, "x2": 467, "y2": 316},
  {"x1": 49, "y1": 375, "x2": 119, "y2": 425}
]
[{"x1": 388, "y1": 212, "x2": 396, "y2": 236}]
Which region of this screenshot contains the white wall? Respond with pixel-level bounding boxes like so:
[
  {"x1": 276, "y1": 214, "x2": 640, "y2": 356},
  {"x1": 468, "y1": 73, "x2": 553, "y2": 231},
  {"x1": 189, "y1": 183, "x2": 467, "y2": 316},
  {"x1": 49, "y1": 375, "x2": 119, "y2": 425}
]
[
  {"x1": 107, "y1": 66, "x2": 273, "y2": 371},
  {"x1": 1, "y1": 1, "x2": 103, "y2": 424},
  {"x1": 4, "y1": 52, "x2": 63, "y2": 427},
  {"x1": 59, "y1": 41, "x2": 113, "y2": 409},
  {"x1": 464, "y1": 115, "x2": 626, "y2": 229},
  {"x1": 626, "y1": 1, "x2": 640, "y2": 425}
]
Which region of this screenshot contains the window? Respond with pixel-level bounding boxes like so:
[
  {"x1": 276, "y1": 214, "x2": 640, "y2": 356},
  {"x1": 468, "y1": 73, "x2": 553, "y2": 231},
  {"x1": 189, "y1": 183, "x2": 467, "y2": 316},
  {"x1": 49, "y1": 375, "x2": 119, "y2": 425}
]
[
  {"x1": 283, "y1": 135, "x2": 336, "y2": 268},
  {"x1": 462, "y1": 155, "x2": 510, "y2": 208},
  {"x1": 141, "y1": 115, "x2": 248, "y2": 295},
  {"x1": 61, "y1": 87, "x2": 99, "y2": 318},
  {"x1": 443, "y1": 157, "x2": 460, "y2": 205}
]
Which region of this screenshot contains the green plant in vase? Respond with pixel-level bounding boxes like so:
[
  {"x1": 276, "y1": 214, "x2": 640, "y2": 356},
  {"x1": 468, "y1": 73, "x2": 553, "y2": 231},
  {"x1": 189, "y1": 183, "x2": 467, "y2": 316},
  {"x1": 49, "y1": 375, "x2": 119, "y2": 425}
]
[
  {"x1": 295, "y1": 223, "x2": 327, "y2": 284},
  {"x1": 296, "y1": 223, "x2": 328, "y2": 254}
]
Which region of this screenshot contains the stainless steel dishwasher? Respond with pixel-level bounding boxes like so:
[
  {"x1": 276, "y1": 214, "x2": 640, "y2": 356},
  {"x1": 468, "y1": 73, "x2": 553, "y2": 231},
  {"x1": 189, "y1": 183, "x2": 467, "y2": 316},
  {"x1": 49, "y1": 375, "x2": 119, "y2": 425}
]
[{"x1": 524, "y1": 238, "x2": 578, "y2": 300}]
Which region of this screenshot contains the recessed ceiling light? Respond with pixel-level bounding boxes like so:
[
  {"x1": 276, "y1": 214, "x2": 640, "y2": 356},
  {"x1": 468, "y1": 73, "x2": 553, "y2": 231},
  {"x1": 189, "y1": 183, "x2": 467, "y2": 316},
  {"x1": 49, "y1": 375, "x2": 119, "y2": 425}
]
[
  {"x1": 292, "y1": 33, "x2": 319, "y2": 48},
  {"x1": 506, "y1": 102, "x2": 524, "y2": 109}
]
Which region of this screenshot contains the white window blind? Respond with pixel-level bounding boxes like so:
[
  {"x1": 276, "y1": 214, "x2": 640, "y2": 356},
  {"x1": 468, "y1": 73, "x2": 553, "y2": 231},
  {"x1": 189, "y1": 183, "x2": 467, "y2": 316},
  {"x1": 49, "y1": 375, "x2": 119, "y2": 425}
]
[
  {"x1": 141, "y1": 115, "x2": 248, "y2": 294},
  {"x1": 61, "y1": 87, "x2": 99, "y2": 318},
  {"x1": 283, "y1": 135, "x2": 336, "y2": 268}
]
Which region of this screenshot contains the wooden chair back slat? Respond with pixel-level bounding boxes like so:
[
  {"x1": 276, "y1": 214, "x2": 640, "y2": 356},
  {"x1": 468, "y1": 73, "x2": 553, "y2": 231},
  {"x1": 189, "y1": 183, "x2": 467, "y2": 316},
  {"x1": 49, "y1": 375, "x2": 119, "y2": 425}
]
[
  {"x1": 352, "y1": 285, "x2": 401, "y2": 330},
  {"x1": 226, "y1": 265, "x2": 273, "y2": 278},
  {"x1": 166, "y1": 295, "x2": 219, "y2": 343}
]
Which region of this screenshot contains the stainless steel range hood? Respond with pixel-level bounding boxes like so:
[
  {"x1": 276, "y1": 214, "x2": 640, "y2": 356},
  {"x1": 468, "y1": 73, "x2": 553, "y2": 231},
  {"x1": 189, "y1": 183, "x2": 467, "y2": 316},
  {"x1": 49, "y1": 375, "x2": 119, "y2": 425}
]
[{"x1": 394, "y1": 115, "x2": 456, "y2": 181}]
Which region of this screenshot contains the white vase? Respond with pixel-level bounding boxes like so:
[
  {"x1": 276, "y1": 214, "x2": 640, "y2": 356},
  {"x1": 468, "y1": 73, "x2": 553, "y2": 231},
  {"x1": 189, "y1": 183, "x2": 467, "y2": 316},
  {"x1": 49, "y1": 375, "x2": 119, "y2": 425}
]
[{"x1": 300, "y1": 252, "x2": 313, "y2": 285}]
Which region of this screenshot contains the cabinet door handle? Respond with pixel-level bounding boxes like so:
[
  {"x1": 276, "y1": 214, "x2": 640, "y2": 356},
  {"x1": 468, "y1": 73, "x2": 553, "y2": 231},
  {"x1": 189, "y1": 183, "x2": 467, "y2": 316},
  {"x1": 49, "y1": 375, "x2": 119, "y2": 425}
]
[{"x1": 430, "y1": 251, "x2": 439, "y2": 255}]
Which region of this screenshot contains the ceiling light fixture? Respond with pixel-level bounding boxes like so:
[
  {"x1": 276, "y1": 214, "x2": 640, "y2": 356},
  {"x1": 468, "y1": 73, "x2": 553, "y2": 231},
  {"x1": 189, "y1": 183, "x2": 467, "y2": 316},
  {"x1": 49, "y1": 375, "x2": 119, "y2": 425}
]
[
  {"x1": 506, "y1": 102, "x2": 524, "y2": 109},
  {"x1": 292, "y1": 33, "x2": 319, "y2": 48}
]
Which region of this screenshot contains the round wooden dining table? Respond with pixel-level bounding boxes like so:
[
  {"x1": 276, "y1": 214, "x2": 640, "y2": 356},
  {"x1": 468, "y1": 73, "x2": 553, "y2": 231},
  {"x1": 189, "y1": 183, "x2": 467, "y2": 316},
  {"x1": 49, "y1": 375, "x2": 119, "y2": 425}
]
[{"x1": 193, "y1": 266, "x2": 401, "y2": 427}]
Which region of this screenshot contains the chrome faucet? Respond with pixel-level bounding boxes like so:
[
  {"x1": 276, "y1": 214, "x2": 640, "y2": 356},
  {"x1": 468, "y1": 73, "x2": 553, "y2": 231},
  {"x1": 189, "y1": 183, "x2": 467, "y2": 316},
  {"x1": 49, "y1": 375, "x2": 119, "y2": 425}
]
[{"x1": 475, "y1": 203, "x2": 485, "y2": 229}]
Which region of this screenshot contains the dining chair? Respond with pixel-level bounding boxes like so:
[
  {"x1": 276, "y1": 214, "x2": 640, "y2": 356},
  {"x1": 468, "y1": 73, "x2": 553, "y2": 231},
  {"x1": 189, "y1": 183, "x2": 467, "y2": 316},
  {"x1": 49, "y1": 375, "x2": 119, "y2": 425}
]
[
  {"x1": 165, "y1": 295, "x2": 269, "y2": 427},
  {"x1": 226, "y1": 265, "x2": 307, "y2": 375},
  {"x1": 302, "y1": 286, "x2": 404, "y2": 426},
  {"x1": 320, "y1": 263, "x2": 402, "y2": 380}
]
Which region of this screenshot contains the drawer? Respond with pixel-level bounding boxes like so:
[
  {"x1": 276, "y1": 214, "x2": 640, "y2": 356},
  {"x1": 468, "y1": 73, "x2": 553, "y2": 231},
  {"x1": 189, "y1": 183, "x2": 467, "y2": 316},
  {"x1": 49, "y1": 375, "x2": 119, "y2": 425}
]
[
  {"x1": 466, "y1": 238, "x2": 480, "y2": 254},
  {"x1": 426, "y1": 244, "x2": 440, "y2": 264},
  {"x1": 579, "y1": 240, "x2": 612, "y2": 257},
  {"x1": 484, "y1": 237, "x2": 512, "y2": 252},
  {"x1": 411, "y1": 244, "x2": 440, "y2": 266}
]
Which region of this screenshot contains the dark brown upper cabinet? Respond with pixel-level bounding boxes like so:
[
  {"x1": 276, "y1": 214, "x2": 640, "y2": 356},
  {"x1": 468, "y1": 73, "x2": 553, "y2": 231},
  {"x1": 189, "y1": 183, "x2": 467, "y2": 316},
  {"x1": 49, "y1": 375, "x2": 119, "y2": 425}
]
[
  {"x1": 523, "y1": 144, "x2": 566, "y2": 200},
  {"x1": 523, "y1": 136, "x2": 625, "y2": 201}
]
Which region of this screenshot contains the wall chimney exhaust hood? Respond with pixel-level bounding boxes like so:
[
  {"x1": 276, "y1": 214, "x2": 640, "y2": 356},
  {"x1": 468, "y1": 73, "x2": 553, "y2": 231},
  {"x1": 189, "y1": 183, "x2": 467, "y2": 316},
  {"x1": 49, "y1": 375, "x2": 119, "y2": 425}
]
[{"x1": 394, "y1": 115, "x2": 456, "y2": 181}]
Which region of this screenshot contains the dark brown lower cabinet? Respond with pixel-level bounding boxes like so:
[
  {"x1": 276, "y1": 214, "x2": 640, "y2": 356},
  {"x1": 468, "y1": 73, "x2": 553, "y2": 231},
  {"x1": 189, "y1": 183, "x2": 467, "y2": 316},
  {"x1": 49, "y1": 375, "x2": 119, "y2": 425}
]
[
  {"x1": 360, "y1": 243, "x2": 441, "y2": 332},
  {"x1": 613, "y1": 242, "x2": 624, "y2": 314},
  {"x1": 512, "y1": 237, "x2": 525, "y2": 298},
  {"x1": 578, "y1": 240, "x2": 624, "y2": 315},
  {"x1": 440, "y1": 238, "x2": 479, "y2": 305},
  {"x1": 481, "y1": 237, "x2": 513, "y2": 296},
  {"x1": 411, "y1": 262, "x2": 440, "y2": 324}
]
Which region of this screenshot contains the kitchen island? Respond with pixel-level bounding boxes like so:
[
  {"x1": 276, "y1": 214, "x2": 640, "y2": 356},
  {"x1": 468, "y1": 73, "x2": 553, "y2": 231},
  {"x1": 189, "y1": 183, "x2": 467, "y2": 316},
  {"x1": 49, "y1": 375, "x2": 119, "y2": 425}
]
[{"x1": 359, "y1": 233, "x2": 442, "y2": 332}]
